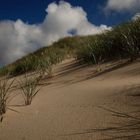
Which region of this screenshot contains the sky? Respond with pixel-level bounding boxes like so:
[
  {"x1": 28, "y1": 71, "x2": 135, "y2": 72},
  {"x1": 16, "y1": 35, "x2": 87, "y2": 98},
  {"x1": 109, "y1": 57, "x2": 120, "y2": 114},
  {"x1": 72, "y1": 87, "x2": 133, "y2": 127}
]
[{"x1": 0, "y1": 0, "x2": 140, "y2": 66}]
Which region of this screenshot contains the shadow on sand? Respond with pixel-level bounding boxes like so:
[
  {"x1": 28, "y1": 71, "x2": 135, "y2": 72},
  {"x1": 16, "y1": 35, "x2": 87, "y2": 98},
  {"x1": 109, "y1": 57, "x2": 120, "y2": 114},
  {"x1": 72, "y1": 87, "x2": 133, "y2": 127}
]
[
  {"x1": 59, "y1": 85, "x2": 140, "y2": 140},
  {"x1": 49, "y1": 59, "x2": 140, "y2": 87}
]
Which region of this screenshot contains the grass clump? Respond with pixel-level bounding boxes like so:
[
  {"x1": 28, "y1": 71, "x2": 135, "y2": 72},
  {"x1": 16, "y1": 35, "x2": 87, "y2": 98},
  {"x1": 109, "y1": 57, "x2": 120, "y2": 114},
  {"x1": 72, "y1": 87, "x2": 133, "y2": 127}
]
[
  {"x1": 0, "y1": 77, "x2": 14, "y2": 121},
  {"x1": 75, "y1": 19, "x2": 140, "y2": 64},
  {"x1": 38, "y1": 56, "x2": 53, "y2": 78},
  {"x1": 18, "y1": 74, "x2": 41, "y2": 105}
]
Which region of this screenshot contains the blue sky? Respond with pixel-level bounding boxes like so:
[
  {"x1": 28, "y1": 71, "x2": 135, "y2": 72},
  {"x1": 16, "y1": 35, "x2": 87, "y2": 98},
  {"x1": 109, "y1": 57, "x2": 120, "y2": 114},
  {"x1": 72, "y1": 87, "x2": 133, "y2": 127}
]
[
  {"x1": 0, "y1": 0, "x2": 140, "y2": 66},
  {"x1": 0, "y1": 0, "x2": 138, "y2": 26}
]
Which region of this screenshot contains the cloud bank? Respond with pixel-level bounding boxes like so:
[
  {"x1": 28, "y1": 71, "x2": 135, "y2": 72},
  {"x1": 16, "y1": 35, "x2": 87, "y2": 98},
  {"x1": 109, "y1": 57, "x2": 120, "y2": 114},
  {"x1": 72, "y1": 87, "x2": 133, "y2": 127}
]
[
  {"x1": 0, "y1": 1, "x2": 111, "y2": 66},
  {"x1": 105, "y1": 0, "x2": 140, "y2": 12}
]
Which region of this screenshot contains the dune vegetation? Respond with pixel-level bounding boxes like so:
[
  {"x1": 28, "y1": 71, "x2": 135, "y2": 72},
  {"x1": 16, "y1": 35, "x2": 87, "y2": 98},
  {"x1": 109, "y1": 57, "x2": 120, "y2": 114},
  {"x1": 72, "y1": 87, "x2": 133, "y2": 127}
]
[
  {"x1": 18, "y1": 74, "x2": 41, "y2": 105},
  {"x1": 0, "y1": 18, "x2": 140, "y2": 121},
  {"x1": 0, "y1": 18, "x2": 140, "y2": 77},
  {"x1": 0, "y1": 77, "x2": 14, "y2": 121}
]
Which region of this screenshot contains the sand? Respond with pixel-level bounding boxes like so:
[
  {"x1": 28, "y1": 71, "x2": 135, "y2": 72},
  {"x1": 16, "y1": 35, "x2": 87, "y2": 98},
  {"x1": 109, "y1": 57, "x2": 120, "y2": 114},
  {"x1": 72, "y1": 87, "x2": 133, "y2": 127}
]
[{"x1": 0, "y1": 59, "x2": 140, "y2": 140}]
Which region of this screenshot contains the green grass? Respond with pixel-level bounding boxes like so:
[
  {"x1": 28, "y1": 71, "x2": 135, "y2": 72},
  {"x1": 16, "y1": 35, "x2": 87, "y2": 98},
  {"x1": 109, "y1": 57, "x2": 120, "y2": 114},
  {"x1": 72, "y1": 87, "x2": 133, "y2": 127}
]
[
  {"x1": 75, "y1": 19, "x2": 140, "y2": 64},
  {"x1": 0, "y1": 18, "x2": 140, "y2": 77}
]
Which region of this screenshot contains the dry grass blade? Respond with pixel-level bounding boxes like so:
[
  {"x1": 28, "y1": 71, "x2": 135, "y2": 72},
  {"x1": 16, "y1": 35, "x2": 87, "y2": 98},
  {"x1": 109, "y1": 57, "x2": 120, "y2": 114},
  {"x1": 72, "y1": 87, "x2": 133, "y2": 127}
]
[
  {"x1": 0, "y1": 77, "x2": 14, "y2": 121},
  {"x1": 18, "y1": 74, "x2": 41, "y2": 105}
]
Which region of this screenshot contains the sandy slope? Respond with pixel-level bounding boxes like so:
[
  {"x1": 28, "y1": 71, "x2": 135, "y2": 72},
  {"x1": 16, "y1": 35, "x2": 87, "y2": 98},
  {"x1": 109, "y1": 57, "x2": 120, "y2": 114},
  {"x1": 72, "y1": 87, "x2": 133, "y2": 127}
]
[{"x1": 0, "y1": 59, "x2": 140, "y2": 140}]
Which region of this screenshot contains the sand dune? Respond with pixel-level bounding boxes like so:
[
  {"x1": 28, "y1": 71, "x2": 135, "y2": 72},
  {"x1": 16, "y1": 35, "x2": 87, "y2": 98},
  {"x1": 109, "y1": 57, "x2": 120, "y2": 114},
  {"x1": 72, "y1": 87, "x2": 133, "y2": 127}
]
[{"x1": 0, "y1": 59, "x2": 140, "y2": 140}]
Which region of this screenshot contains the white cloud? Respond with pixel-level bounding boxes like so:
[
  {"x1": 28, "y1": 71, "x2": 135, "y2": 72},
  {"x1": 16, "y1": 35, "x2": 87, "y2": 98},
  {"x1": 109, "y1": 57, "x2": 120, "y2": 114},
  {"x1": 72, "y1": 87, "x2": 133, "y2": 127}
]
[
  {"x1": 105, "y1": 0, "x2": 140, "y2": 12},
  {"x1": 132, "y1": 13, "x2": 140, "y2": 20},
  {"x1": 0, "y1": 1, "x2": 111, "y2": 66},
  {"x1": 0, "y1": 20, "x2": 43, "y2": 65}
]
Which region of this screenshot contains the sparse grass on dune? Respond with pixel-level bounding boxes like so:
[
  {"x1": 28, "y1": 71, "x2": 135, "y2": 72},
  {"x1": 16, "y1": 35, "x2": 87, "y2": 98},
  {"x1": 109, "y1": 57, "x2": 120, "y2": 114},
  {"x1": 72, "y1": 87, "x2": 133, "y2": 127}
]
[
  {"x1": 0, "y1": 20, "x2": 139, "y2": 118},
  {"x1": 18, "y1": 74, "x2": 41, "y2": 105},
  {"x1": 0, "y1": 76, "x2": 14, "y2": 121},
  {"x1": 0, "y1": 18, "x2": 139, "y2": 77},
  {"x1": 37, "y1": 55, "x2": 53, "y2": 78},
  {"x1": 75, "y1": 19, "x2": 140, "y2": 64},
  {"x1": 0, "y1": 42, "x2": 70, "y2": 77}
]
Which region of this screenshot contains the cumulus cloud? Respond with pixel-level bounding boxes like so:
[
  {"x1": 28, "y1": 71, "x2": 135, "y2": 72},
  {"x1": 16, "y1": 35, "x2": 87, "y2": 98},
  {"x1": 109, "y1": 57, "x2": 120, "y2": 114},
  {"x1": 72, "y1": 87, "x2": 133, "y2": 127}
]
[
  {"x1": 0, "y1": 1, "x2": 111, "y2": 66},
  {"x1": 132, "y1": 13, "x2": 140, "y2": 21},
  {"x1": 105, "y1": 0, "x2": 140, "y2": 12},
  {"x1": 0, "y1": 20, "x2": 43, "y2": 65}
]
